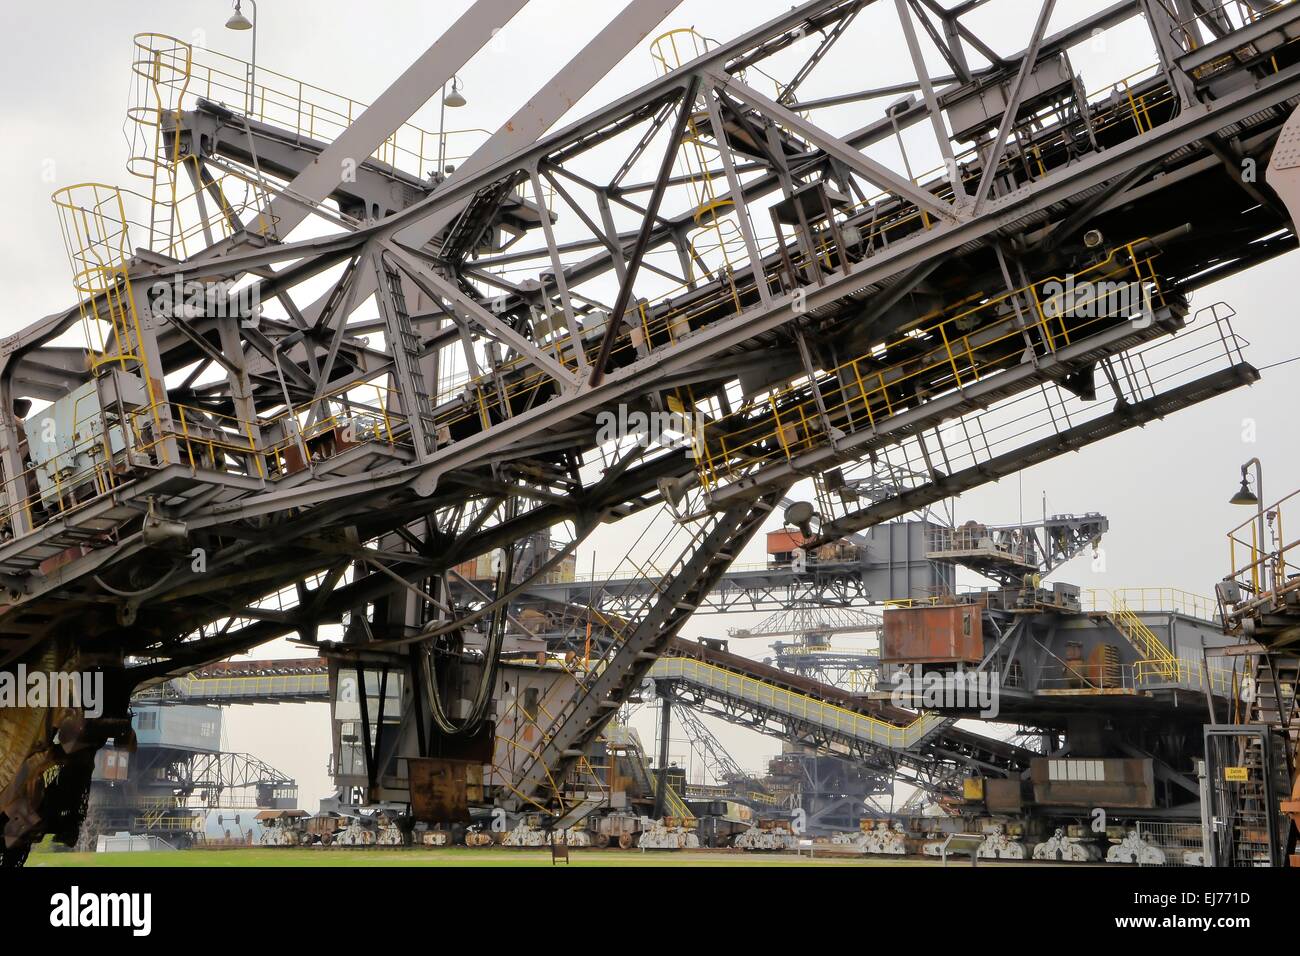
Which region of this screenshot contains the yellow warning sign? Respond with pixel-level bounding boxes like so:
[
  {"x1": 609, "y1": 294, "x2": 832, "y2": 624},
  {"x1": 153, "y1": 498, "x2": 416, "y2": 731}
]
[{"x1": 1224, "y1": 767, "x2": 1249, "y2": 782}]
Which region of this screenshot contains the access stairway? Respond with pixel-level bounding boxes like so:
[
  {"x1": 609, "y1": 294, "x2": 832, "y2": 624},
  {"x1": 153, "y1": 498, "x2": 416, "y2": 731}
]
[
  {"x1": 1102, "y1": 593, "x2": 1179, "y2": 676},
  {"x1": 505, "y1": 489, "x2": 786, "y2": 810},
  {"x1": 601, "y1": 726, "x2": 693, "y2": 820}
]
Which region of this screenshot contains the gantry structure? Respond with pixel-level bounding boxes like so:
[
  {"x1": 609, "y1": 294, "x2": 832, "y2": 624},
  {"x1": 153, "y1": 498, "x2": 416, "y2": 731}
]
[{"x1": 3, "y1": 0, "x2": 1299, "y2": 862}]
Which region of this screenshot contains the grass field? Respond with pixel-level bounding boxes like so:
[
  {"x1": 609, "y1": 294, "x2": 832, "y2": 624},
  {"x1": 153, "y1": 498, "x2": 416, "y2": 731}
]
[{"x1": 28, "y1": 847, "x2": 947, "y2": 867}]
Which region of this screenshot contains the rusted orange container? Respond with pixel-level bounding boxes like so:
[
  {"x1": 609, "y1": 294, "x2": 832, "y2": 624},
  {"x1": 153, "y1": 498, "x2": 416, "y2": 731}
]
[
  {"x1": 881, "y1": 605, "x2": 983, "y2": 664},
  {"x1": 766, "y1": 530, "x2": 810, "y2": 555}
]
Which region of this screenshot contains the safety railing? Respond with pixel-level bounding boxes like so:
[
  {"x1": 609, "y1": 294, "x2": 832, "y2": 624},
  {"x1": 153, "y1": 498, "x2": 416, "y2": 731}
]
[
  {"x1": 133, "y1": 811, "x2": 203, "y2": 833},
  {"x1": 881, "y1": 595, "x2": 976, "y2": 610},
  {"x1": 1037, "y1": 658, "x2": 1236, "y2": 696},
  {"x1": 1038, "y1": 662, "x2": 1134, "y2": 692},
  {"x1": 142, "y1": 34, "x2": 488, "y2": 184},
  {"x1": 126, "y1": 34, "x2": 275, "y2": 256},
  {"x1": 927, "y1": 525, "x2": 1036, "y2": 564},
  {"x1": 1085, "y1": 588, "x2": 1219, "y2": 623},
  {"x1": 1225, "y1": 485, "x2": 1300, "y2": 616},
  {"x1": 1160, "y1": 0, "x2": 1297, "y2": 54},
  {"x1": 0, "y1": 346, "x2": 412, "y2": 540},
  {"x1": 1134, "y1": 657, "x2": 1237, "y2": 696},
  {"x1": 806, "y1": 303, "x2": 1249, "y2": 545},
  {"x1": 122, "y1": 32, "x2": 490, "y2": 254},
  {"x1": 692, "y1": 239, "x2": 1165, "y2": 491},
  {"x1": 170, "y1": 672, "x2": 329, "y2": 701}
]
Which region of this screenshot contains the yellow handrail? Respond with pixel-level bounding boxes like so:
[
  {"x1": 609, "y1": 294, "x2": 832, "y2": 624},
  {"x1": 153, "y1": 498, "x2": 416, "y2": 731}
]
[{"x1": 693, "y1": 240, "x2": 1164, "y2": 490}]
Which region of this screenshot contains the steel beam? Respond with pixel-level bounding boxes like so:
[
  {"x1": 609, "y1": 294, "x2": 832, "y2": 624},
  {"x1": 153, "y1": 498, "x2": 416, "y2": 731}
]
[{"x1": 268, "y1": 0, "x2": 530, "y2": 238}]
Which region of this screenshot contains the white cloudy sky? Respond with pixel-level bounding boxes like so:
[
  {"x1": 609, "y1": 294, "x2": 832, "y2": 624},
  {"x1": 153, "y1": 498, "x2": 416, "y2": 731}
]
[{"x1": 2, "y1": 0, "x2": 1297, "y2": 808}]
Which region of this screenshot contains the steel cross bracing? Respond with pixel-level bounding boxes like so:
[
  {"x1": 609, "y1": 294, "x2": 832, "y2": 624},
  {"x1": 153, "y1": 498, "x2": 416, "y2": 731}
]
[
  {"x1": 0, "y1": 1, "x2": 1287, "y2": 666},
  {"x1": 1, "y1": 0, "x2": 1298, "y2": 852}
]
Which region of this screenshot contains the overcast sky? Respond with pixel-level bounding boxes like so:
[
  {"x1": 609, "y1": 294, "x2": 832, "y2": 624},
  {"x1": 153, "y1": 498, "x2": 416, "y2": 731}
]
[{"x1": 3, "y1": 0, "x2": 1297, "y2": 809}]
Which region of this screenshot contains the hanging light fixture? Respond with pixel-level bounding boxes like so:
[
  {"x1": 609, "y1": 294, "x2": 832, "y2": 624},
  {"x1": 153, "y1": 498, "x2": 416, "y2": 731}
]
[
  {"x1": 1230, "y1": 477, "x2": 1259, "y2": 507},
  {"x1": 225, "y1": 1, "x2": 253, "y2": 30},
  {"x1": 443, "y1": 77, "x2": 467, "y2": 108}
]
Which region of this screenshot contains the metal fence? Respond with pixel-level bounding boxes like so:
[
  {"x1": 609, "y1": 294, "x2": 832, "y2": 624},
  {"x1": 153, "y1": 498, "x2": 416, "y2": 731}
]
[{"x1": 1134, "y1": 820, "x2": 1206, "y2": 867}]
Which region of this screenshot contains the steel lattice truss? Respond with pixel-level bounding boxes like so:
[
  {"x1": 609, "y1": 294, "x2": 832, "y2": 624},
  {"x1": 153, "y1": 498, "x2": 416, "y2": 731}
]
[
  {"x1": 729, "y1": 603, "x2": 883, "y2": 640},
  {"x1": 2, "y1": 0, "x2": 1298, "y2": 853},
  {"x1": 172, "y1": 752, "x2": 296, "y2": 806}
]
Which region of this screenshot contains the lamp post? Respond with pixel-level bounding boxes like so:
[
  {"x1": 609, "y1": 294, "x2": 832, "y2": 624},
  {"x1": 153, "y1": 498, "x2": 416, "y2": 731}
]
[
  {"x1": 225, "y1": 0, "x2": 258, "y2": 117},
  {"x1": 1230, "y1": 457, "x2": 1269, "y2": 594},
  {"x1": 437, "y1": 76, "x2": 467, "y2": 178}
]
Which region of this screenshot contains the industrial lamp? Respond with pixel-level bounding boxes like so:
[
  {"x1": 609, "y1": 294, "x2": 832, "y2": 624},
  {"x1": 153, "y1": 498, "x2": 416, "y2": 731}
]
[
  {"x1": 443, "y1": 77, "x2": 468, "y2": 108},
  {"x1": 225, "y1": 2, "x2": 253, "y2": 29},
  {"x1": 1230, "y1": 477, "x2": 1259, "y2": 507},
  {"x1": 784, "y1": 501, "x2": 817, "y2": 539},
  {"x1": 1232, "y1": 458, "x2": 1271, "y2": 595},
  {"x1": 224, "y1": 1, "x2": 258, "y2": 116},
  {"x1": 437, "y1": 77, "x2": 468, "y2": 175}
]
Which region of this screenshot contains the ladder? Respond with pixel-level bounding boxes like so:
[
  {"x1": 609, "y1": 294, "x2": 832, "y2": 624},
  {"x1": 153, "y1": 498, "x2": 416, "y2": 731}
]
[
  {"x1": 374, "y1": 254, "x2": 437, "y2": 459},
  {"x1": 550, "y1": 794, "x2": 606, "y2": 831},
  {"x1": 1253, "y1": 653, "x2": 1299, "y2": 864},
  {"x1": 1233, "y1": 736, "x2": 1274, "y2": 865},
  {"x1": 1253, "y1": 654, "x2": 1299, "y2": 759}
]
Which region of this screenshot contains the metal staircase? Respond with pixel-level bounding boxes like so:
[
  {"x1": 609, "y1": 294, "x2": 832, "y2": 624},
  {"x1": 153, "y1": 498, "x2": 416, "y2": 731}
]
[
  {"x1": 1101, "y1": 591, "x2": 1178, "y2": 677},
  {"x1": 1254, "y1": 655, "x2": 1300, "y2": 758},
  {"x1": 374, "y1": 253, "x2": 437, "y2": 458},
  {"x1": 599, "y1": 725, "x2": 692, "y2": 818},
  {"x1": 1255, "y1": 653, "x2": 1299, "y2": 865},
  {"x1": 506, "y1": 488, "x2": 786, "y2": 811},
  {"x1": 550, "y1": 794, "x2": 608, "y2": 831}
]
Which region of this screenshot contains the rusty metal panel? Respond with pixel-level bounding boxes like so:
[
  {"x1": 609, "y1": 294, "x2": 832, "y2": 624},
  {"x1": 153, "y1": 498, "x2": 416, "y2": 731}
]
[
  {"x1": 881, "y1": 606, "x2": 982, "y2": 664},
  {"x1": 985, "y1": 778, "x2": 1023, "y2": 814},
  {"x1": 92, "y1": 746, "x2": 130, "y2": 782},
  {"x1": 407, "y1": 757, "x2": 474, "y2": 824},
  {"x1": 1030, "y1": 758, "x2": 1155, "y2": 809},
  {"x1": 766, "y1": 530, "x2": 808, "y2": 555}
]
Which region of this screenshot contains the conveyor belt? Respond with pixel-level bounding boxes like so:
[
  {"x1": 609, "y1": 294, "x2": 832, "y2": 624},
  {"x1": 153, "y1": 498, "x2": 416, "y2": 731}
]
[{"x1": 656, "y1": 638, "x2": 1034, "y2": 774}]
